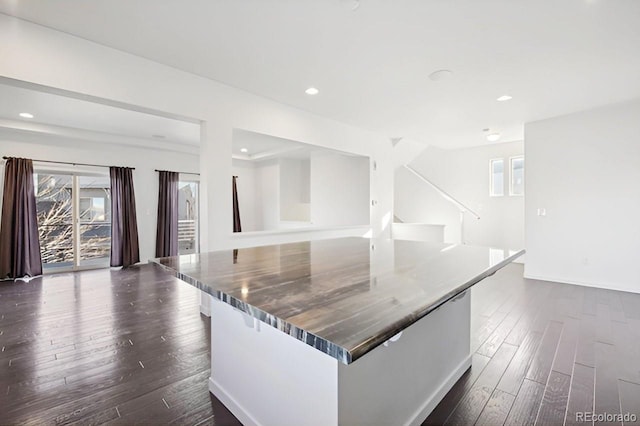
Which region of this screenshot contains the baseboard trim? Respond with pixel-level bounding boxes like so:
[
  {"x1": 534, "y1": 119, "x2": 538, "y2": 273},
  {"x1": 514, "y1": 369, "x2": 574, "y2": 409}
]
[
  {"x1": 209, "y1": 355, "x2": 473, "y2": 426},
  {"x1": 523, "y1": 273, "x2": 640, "y2": 295},
  {"x1": 210, "y1": 377, "x2": 262, "y2": 426},
  {"x1": 406, "y1": 354, "x2": 472, "y2": 426}
]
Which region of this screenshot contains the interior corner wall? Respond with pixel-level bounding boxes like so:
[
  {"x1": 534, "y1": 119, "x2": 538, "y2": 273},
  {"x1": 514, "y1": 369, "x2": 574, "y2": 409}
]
[
  {"x1": 524, "y1": 99, "x2": 640, "y2": 293},
  {"x1": 231, "y1": 159, "x2": 259, "y2": 232},
  {"x1": 0, "y1": 130, "x2": 199, "y2": 262},
  {"x1": 0, "y1": 14, "x2": 393, "y2": 251},
  {"x1": 232, "y1": 158, "x2": 301, "y2": 233}
]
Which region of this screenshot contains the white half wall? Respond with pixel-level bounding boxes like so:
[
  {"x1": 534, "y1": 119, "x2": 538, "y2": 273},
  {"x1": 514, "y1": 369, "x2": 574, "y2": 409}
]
[
  {"x1": 0, "y1": 129, "x2": 199, "y2": 262},
  {"x1": 525, "y1": 99, "x2": 640, "y2": 293},
  {"x1": 0, "y1": 14, "x2": 393, "y2": 253},
  {"x1": 396, "y1": 142, "x2": 524, "y2": 251}
]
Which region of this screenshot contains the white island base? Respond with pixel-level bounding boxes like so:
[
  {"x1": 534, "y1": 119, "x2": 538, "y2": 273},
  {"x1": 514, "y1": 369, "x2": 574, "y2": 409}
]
[{"x1": 208, "y1": 291, "x2": 471, "y2": 426}]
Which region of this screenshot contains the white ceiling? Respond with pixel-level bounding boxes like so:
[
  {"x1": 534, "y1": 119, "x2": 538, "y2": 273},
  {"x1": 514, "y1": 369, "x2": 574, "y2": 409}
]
[
  {"x1": 232, "y1": 129, "x2": 363, "y2": 161},
  {"x1": 2, "y1": 1, "x2": 640, "y2": 148},
  {"x1": 0, "y1": 83, "x2": 201, "y2": 146},
  {"x1": 232, "y1": 130, "x2": 308, "y2": 160}
]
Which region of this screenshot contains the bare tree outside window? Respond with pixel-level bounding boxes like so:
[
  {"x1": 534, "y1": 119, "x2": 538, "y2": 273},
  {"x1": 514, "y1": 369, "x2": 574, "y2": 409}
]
[
  {"x1": 36, "y1": 174, "x2": 73, "y2": 266},
  {"x1": 35, "y1": 173, "x2": 111, "y2": 269}
]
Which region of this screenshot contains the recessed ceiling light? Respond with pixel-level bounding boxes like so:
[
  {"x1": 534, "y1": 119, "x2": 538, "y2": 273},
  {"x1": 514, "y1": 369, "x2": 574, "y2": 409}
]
[
  {"x1": 486, "y1": 133, "x2": 501, "y2": 142},
  {"x1": 19, "y1": 112, "x2": 34, "y2": 119},
  {"x1": 240, "y1": 148, "x2": 248, "y2": 153},
  {"x1": 496, "y1": 95, "x2": 513, "y2": 102},
  {"x1": 428, "y1": 70, "x2": 453, "y2": 82},
  {"x1": 305, "y1": 87, "x2": 319, "y2": 95}
]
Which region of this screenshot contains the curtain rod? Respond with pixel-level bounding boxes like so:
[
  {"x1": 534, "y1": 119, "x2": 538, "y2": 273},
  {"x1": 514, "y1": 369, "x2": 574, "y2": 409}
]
[
  {"x1": 154, "y1": 169, "x2": 200, "y2": 176},
  {"x1": 2, "y1": 156, "x2": 135, "y2": 170}
]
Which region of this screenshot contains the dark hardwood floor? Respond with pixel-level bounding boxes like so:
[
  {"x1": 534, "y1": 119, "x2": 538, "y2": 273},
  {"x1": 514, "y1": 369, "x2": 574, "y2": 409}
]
[
  {"x1": 0, "y1": 265, "x2": 239, "y2": 426},
  {"x1": 1, "y1": 263, "x2": 639, "y2": 425},
  {"x1": 425, "y1": 264, "x2": 640, "y2": 426}
]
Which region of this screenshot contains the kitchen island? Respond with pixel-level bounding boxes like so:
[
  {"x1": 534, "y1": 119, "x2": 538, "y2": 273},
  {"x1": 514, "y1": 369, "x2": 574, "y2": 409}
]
[{"x1": 152, "y1": 237, "x2": 523, "y2": 426}]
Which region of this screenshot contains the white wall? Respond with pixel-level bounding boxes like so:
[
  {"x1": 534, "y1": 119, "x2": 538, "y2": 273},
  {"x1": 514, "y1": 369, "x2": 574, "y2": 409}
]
[
  {"x1": 310, "y1": 152, "x2": 370, "y2": 227},
  {"x1": 256, "y1": 160, "x2": 280, "y2": 231},
  {"x1": 0, "y1": 14, "x2": 394, "y2": 251},
  {"x1": 395, "y1": 141, "x2": 524, "y2": 251},
  {"x1": 279, "y1": 158, "x2": 310, "y2": 223},
  {"x1": 0, "y1": 129, "x2": 199, "y2": 262},
  {"x1": 234, "y1": 154, "x2": 368, "y2": 232},
  {"x1": 525, "y1": 99, "x2": 640, "y2": 293},
  {"x1": 231, "y1": 159, "x2": 285, "y2": 233},
  {"x1": 395, "y1": 161, "x2": 460, "y2": 241}
]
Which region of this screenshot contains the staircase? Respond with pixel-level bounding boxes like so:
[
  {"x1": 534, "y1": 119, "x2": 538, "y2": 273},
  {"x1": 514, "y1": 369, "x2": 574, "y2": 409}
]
[{"x1": 392, "y1": 139, "x2": 479, "y2": 244}]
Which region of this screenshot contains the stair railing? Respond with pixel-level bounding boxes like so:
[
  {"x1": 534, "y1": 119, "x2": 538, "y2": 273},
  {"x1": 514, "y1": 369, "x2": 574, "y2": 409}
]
[{"x1": 403, "y1": 164, "x2": 480, "y2": 244}]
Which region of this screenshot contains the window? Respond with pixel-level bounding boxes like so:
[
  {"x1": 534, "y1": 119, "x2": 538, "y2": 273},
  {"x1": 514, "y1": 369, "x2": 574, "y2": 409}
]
[
  {"x1": 35, "y1": 173, "x2": 74, "y2": 268},
  {"x1": 78, "y1": 176, "x2": 111, "y2": 266},
  {"x1": 35, "y1": 172, "x2": 111, "y2": 271},
  {"x1": 178, "y1": 180, "x2": 199, "y2": 255},
  {"x1": 79, "y1": 197, "x2": 107, "y2": 221},
  {"x1": 489, "y1": 159, "x2": 504, "y2": 197},
  {"x1": 510, "y1": 156, "x2": 524, "y2": 196}
]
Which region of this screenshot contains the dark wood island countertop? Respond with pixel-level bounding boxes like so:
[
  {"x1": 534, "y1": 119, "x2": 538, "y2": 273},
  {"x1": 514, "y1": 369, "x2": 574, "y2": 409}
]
[{"x1": 151, "y1": 237, "x2": 524, "y2": 364}]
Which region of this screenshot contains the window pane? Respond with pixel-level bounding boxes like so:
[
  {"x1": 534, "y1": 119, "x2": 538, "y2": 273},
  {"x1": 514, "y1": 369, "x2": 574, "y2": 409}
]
[
  {"x1": 79, "y1": 197, "x2": 92, "y2": 220},
  {"x1": 178, "y1": 181, "x2": 199, "y2": 255},
  {"x1": 36, "y1": 174, "x2": 74, "y2": 269},
  {"x1": 510, "y1": 157, "x2": 524, "y2": 196},
  {"x1": 79, "y1": 175, "x2": 111, "y2": 267},
  {"x1": 490, "y1": 159, "x2": 504, "y2": 196}
]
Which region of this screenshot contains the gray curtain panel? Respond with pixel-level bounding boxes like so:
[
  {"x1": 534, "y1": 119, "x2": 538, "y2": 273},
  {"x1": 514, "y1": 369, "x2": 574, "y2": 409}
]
[
  {"x1": 232, "y1": 175, "x2": 242, "y2": 232},
  {"x1": 155, "y1": 171, "x2": 179, "y2": 258},
  {"x1": 110, "y1": 167, "x2": 140, "y2": 268},
  {"x1": 0, "y1": 157, "x2": 43, "y2": 279}
]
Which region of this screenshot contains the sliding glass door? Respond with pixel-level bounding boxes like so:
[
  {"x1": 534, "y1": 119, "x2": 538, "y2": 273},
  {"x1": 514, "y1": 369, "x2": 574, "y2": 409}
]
[
  {"x1": 35, "y1": 172, "x2": 111, "y2": 271},
  {"x1": 35, "y1": 173, "x2": 74, "y2": 269},
  {"x1": 178, "y1": 180, "x2": 199, "y2": 255},
  {"x1": 78, "y1": 175, "x2": 111, "y2": 267}
]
